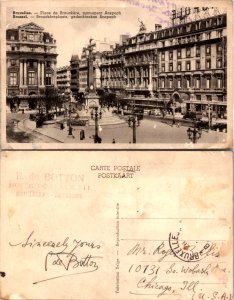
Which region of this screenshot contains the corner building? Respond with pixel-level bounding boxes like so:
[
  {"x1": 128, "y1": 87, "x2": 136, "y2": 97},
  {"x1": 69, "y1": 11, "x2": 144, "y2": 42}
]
[
  {"x1": 99, "y1": 13, "x2": 227, "y2": 117},
  {"x1": 156, "y1": 13, "x2": 227, "y2": 117},
  {"x1": 6, "y1": 22, "x2": 57, "y2": 109}
]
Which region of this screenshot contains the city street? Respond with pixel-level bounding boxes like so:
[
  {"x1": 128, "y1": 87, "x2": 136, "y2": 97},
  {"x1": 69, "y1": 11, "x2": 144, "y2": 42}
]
[{"x1": 6, "y1": 112, "x2": 227, "y2": 144}]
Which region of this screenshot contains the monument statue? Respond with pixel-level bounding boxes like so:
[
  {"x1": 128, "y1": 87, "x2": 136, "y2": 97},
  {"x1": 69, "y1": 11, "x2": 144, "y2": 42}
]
[{"x1": 138, "y1": 18, "x2": 146, "y2": 32}]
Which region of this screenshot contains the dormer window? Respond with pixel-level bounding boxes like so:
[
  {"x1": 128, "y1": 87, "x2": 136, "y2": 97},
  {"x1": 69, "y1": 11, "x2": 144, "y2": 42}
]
[
  {"x1": 195, "y1": 22, "x2": 201, "y2": 30},
  {"x1": 206, "y1": 20, "x2": 211, "y2": 28},
  {"x1": 217, "y1": 17, "x2": 222, "y2": 26},
  {"x1": 186, "y1": 25, "x2": 191, "y2": 32}
]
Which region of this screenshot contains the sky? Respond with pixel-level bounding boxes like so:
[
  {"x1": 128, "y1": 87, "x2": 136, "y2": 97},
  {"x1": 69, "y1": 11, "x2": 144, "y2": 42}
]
[{"x1": 6, "y1": 0, "x2": 225, "y2": 67}]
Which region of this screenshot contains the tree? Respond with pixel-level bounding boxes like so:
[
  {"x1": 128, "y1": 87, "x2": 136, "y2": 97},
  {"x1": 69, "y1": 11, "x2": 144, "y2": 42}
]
[
  {"x1": 44, "y1": 86, "x2": 59, "y2": 114},
  {"x1": 97, "y1": 89, "x2": 116, "y2": 107}
]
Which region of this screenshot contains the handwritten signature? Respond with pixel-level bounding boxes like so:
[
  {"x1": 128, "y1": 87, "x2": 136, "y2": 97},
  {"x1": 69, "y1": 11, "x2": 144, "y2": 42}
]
[
  {"x1": 9, "y1": 231, "x2": 103, "y2": 284},
  {"x1": 45, "y1": 252, "x2": 100, "y2": 271}
]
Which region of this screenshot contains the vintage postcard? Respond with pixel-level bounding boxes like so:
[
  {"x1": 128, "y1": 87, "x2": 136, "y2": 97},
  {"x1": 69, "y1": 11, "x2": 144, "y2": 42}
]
[
  {"x1": 0, "y1": 0, "x2": 233, "y2": 149},
  {"x1": 0, "y1": 151, "x2": 232, "y2": 299}
]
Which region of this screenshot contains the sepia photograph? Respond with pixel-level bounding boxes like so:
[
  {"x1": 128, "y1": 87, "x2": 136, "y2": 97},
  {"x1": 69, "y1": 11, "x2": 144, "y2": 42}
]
[{"x1": 1, "y1": 0, "x2": 233, "y2": 148}]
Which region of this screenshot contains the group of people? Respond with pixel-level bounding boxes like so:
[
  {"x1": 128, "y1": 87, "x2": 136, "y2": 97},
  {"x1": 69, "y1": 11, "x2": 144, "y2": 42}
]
[{"x1": 60, "y1": 121, "x2": 118, "y2": 143}]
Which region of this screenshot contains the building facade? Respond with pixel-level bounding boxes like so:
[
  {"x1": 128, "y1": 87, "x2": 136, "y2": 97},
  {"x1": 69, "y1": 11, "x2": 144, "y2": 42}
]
[
  {"x1": 70, "y1": 54, "x2": 79, "y2": 99},
  {"x1": 56, "y1": 65, "x2": 71, "y2": 95},
  {"x1": 98, "y1": 12, "x2": 227, "y2": 117},
  {"x1": 79, "y1": 38, "x2": 118, "y2": 95},
  {"x1": 6, "y1": 22, "x2": 58, "y2": 110},
  {"x1": 156, "y1": 13, "x2": 226, "y2": 117}
]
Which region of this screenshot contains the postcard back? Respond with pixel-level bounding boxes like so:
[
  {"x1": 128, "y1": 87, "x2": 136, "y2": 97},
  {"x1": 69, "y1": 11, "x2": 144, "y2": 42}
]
[{"x1": 0, "y1": 151, "x2": 232, "y2": 299}]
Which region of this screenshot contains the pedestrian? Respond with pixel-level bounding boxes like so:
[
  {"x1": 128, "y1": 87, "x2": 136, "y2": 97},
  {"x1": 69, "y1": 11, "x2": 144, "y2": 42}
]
[
  {"x1": 177, "y1": 122, "x2": 181, "y2": 128},
  {"x1": 80, "y1": 129, "x2": 85, "y2": 140},
  {"x1": 112, "y1": 138, "x2": 116, "y2": 143},
  {"x1": 68, "y1": 126, "x2": 75, "y2": 138}
]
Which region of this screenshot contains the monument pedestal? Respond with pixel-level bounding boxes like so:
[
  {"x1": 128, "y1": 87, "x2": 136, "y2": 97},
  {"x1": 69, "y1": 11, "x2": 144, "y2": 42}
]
[{"x1": 85, "y1": 92, "x2": 100, "y2": 109}]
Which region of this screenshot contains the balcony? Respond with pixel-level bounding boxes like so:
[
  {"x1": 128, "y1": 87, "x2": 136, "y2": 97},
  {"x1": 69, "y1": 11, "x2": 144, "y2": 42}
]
[
  {"x1": 125, "y1": 61, "x2": 150, "y2": 67},
  {"x1": 126, "y1": 85, "x2": 149, "y2": 91},
  {"x1": 8, "y1": 85, "x2": 19, "y2": 89}
]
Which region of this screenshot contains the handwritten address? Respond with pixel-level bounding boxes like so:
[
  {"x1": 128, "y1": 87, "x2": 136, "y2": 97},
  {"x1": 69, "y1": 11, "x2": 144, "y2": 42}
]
[{"x1": 125, "y1": 241, "x2": 231, "y2": 299}]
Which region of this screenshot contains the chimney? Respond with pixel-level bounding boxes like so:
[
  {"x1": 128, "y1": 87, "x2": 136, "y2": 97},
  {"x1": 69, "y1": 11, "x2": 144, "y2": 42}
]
[{"x1": 120, "y1": 34, "x2": 130, "y2": 45}]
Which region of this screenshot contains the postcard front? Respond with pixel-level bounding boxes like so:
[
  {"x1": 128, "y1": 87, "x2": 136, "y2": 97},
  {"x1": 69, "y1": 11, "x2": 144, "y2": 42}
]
[
  {"x1": 0, "y1": 0, "x2": 233, "y2": 149},
  {"x1": 0, "y1": 151, "x2": 232, "y2": 299}
]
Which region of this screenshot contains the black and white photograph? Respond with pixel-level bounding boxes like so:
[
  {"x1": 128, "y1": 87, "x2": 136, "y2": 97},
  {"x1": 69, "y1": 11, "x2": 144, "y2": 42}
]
[{"x1": 1, "y1": 0, "x2": 232, "y2": 148}]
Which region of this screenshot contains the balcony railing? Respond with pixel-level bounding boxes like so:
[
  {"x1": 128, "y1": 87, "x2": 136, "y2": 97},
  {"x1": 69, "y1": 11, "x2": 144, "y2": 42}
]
[{"x1": 126, "y1": 85, "x2": 149, "y2": 90}]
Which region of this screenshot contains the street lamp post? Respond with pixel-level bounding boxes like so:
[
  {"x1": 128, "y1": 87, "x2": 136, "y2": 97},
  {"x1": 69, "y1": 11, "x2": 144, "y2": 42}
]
[
  {"x1": 207, "y1": 103, "x2": 211, "y2": 132},
  {"x1": 128, "y1": 114, "x2": 140, "y2": 143},
  {"x1": 68, "y1": 95, "x2": 73, "y2": 137},
  {"x1": 171, "y1": 100, "x2": 176, "y2": 126},
  {"x1": 187, "y1": 120, "x2": 202, "y2": 143},
  {"x1": 90, "y1": 106, "x2": 102, "y2": 143}
]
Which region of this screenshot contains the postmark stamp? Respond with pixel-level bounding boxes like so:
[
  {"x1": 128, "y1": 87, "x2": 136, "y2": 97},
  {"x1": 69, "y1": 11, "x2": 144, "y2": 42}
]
[{"x1": 169, "y1": 232, "x2": 213, "y2": 262}]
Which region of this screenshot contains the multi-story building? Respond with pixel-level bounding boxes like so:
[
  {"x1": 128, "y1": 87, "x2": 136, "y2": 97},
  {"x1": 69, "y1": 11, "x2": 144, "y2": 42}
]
[
  {"x1": 79, "y1": 49, "x2": 89, "y2": 94},
  {"x1": 100, "y1": 45, "x2": 125, "y2": 94},
  {"x1": 70, "y1": 54, "x2": 79, "y2": 99},
  {"x1": 6, "y1": 22, "x2": 57, "y2": 110},
  {"x1": 156, "y1": 13, "x2": 226, "y2": 117},
  {"x1": 79, "y1": 38, "x2": 118, "y2": 94},
  {"x1": 98, "y1": 12, "x2": 227, "y2": 117},
  {"x1": 56, "y1": 65, "x2": 71, "y2": 95}
]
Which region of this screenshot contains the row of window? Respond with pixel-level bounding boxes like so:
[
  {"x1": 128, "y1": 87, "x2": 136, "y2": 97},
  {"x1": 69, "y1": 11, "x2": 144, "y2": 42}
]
[
  {"x1": 194, "y1": 95, "x2": 224, "y2": 102},
  {"x1": 161, "y1": 58, "x2": 222, "y2": 72},
  {"x1": 170, "y1": 14, "x2": 223, "y2": 32},
  {"x1": 160, "y1": 93, "x2": 223, "y2": 102},
  {"x1": 9, "y1": 72, "x2": 53, "y2": 85},
  {"x1": 159, "y1": 30, "x2": 223, "y2": 49},
  {"x1": 160, "y1": 76, "x2": 223, "y2": 89},
  {"x1": 161, "y1": 44, "x2": 222, "y2": 60},
  {"x1": 10, "y1": 34, "x2": 50, "y2": 43},
  {"x1": 9, "y1": 59, "x2": 53, "y2": 68},
  {"x1": 126, "y1": 14, "x2": 224, "y2": 46},
  {"x1": 102, "y1": 70, "x2": 124, "y2": 77}
]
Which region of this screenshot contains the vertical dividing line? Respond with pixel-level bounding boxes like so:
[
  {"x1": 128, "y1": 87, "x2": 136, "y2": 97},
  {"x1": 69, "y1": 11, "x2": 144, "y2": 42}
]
[{"x1": 115, "y1": 202, "x2": 120, "y2": 294}]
